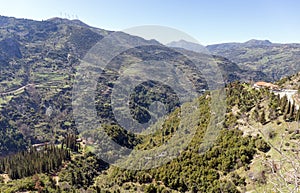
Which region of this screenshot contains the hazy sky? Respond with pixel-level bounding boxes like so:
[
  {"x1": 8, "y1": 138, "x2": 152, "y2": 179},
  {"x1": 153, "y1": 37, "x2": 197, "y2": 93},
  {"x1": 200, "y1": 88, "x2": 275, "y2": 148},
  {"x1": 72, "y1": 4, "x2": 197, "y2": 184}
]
[{"x1": 1, "y1": 0, "x2": 300, "y2": 45}]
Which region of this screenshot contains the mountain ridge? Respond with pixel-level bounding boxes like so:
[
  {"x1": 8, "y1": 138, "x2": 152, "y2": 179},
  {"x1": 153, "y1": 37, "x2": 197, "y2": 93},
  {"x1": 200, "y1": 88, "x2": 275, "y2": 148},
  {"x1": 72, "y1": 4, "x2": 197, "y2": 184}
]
[
  {"x1": 167, "y1": 39, "x2": 300, "y2": 81},
  {"x1": 0, "y1": 15, "x2": 270, "y2": 153},
  {"x1": 0, "y1": 15, "x2": 300, "y2": 192}
]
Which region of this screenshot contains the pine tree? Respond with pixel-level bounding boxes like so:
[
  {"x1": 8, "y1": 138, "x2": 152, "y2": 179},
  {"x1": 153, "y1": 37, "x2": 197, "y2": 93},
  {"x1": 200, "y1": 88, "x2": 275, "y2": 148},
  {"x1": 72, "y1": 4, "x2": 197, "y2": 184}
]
[
  {"x1": 0, "y1": 143, "x2": 71, "y2": 179},
  {"x1": 280, "y1": 95, "x2": 288, "y2": 111},
  {"x1": 296, "y1": 109, "x2": 300, "y2": 122},
  {"x1": 290, "y1": 103, "x2": 295, "y2": 119},
  {"x1": 284, "y1": 101, "x2": 291, "y2": 120},
  {"x1": 260, "y1": 110, "x2": 266, "y2": 125}
]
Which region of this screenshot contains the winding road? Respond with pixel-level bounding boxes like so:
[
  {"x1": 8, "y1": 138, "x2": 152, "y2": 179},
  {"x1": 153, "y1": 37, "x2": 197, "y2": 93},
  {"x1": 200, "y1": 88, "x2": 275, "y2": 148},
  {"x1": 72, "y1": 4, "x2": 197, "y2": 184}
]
[{"x1": 0, "y1": 84, "x2": 34, "y2": 96}]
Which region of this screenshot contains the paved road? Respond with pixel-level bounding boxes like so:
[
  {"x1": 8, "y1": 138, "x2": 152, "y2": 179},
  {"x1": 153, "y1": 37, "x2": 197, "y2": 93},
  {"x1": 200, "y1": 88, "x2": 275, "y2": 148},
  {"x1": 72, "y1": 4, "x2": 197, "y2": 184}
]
[
  {"x1": 0, "y1": 84, "x2": 34, "y2": 96},
  {"x1": 273, "y1": 89, "x2": 299, "y2": 110}
]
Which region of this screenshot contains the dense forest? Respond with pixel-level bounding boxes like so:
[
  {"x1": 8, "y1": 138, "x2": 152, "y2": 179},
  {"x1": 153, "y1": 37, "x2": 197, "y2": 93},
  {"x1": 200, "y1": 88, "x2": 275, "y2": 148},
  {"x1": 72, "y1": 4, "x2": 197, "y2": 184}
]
[{"x1": 0, "y1": 133, "x2": 80, "y2": 180}]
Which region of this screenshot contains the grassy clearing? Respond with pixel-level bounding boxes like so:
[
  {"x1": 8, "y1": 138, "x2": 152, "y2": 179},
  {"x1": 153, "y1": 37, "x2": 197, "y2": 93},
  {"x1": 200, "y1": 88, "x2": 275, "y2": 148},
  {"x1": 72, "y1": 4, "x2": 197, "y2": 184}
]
[
  {"x1": 85, "y1": 145, "x2": 95, "y2": 153},
  {"x1": 32, "y1": 72, "x2": 68, "y2": 85},
  {"x1": 0, "y1": 79, "x2": 23, "y2": 91}
]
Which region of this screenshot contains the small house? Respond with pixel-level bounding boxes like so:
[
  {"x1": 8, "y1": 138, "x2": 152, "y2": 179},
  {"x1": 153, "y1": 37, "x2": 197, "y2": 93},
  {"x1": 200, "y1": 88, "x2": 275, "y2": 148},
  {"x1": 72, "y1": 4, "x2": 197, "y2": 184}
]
[{"x1": 253, "y1": 82, "x2": 280, "y2": 91}]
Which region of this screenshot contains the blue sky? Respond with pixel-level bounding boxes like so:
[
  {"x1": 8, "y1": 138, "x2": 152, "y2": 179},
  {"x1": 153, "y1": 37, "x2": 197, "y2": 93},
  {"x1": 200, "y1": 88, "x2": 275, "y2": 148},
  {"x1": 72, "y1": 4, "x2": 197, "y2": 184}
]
[{"x1": 1, "y1": 0, "x2": 300, "y2": 45}]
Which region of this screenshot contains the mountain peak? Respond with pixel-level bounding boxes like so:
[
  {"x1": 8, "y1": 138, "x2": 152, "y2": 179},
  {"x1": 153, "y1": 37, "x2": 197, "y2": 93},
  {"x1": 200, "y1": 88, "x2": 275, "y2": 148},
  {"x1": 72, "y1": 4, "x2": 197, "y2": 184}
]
[
  {"x1": 167, "y1": 39, "x2": 200, "y2": 46},
  {"x1": 166, "y1": 39, "x2": 207, "y2": 53},
  {"x1": 47, "y1": 17, "x2": 90, "y2": 27},
  {"x1": 244, "y1": 39, "x2": 272, "y2": 46}
]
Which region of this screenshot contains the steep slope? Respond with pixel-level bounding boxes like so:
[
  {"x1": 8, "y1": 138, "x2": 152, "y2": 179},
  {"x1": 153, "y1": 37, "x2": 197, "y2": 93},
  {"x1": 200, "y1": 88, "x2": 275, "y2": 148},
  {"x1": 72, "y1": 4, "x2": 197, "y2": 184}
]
[
  {"x1": 0, "y1": 16, "x2": 113, "y2": 154},
  {"x1": 89, "y1": 79, "x2": 300, "y2": 193},
  {"x1": 175, "y1": 48, "x2": 270, "y2": 82},
  {"x1": 1, "y1": 72, "x2": 300, "y2": 192},
  {"x1": 278, "y1": 71, "x2": 300, "y2": 89},
  {"x1": 0, "y1": 16, "x2": 271, "y2": 156}
]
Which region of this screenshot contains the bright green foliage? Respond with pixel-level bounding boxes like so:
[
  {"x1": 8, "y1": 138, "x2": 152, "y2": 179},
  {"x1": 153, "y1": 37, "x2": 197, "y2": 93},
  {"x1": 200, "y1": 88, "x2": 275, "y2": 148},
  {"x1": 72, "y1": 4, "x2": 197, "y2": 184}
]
[{"x1": 58, "y1": 152, "x2": 108, "y2": 190}]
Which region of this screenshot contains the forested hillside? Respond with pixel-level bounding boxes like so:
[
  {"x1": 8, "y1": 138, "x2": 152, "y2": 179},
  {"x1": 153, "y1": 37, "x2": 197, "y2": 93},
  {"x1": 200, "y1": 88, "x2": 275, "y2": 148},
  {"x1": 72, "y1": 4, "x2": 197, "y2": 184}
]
[
  {"x1": 1, "y1": 78, "x2": 299, "y2": 192},
  {"x1": 0, "y1": 16, "x2": 270, "y2": 156},
  {"x1": 0, "y1": 16, "x2": 300, "y2": 193}
]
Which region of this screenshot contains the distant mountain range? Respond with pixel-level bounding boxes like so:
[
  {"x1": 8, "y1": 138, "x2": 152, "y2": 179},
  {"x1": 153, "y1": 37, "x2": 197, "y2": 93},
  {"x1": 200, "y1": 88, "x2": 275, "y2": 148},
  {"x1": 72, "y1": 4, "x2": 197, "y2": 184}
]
[
  {"x1": 166, "y1": 39, "x2": 207, "y2": 53},
  {"x1": 0, "y1": 16, "x2": 268, "y2": 92},
  {"x1": 168, "y1": 39, "x2": 300, "y2": 81}
]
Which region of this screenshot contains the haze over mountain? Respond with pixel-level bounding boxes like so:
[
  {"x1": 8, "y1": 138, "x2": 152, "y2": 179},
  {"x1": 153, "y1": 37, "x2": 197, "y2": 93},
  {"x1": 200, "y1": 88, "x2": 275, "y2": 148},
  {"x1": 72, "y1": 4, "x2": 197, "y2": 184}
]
[
  {"x1": 168, "y1": 39, "x2": 300, "y2": 81},
  {"x1": 166, "y1": 39, "x2": 207, "y2": 53}
]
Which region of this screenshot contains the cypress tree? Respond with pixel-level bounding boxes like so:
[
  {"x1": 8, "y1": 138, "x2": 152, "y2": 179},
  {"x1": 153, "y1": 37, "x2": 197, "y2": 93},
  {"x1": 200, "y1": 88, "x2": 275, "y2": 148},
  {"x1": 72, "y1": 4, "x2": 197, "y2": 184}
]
[
  {"x1": 280, "y1": 95, "x2": 288, "y2": 111},
  {"x1": 296, "y1": 109, "x2": 300, "y2": 122},
  {"x1": 289, "y1": 103, "x2": 295, "y2": 120},
  {"x1": 284, "y1": 101, "x2": 291, "y2": 120},
  {"x1": 260, "y1": 110, "x2": 267, "y2": 125},
  {"x1": 0, "y1": 143, "x2": 71, "y2": 179}
]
